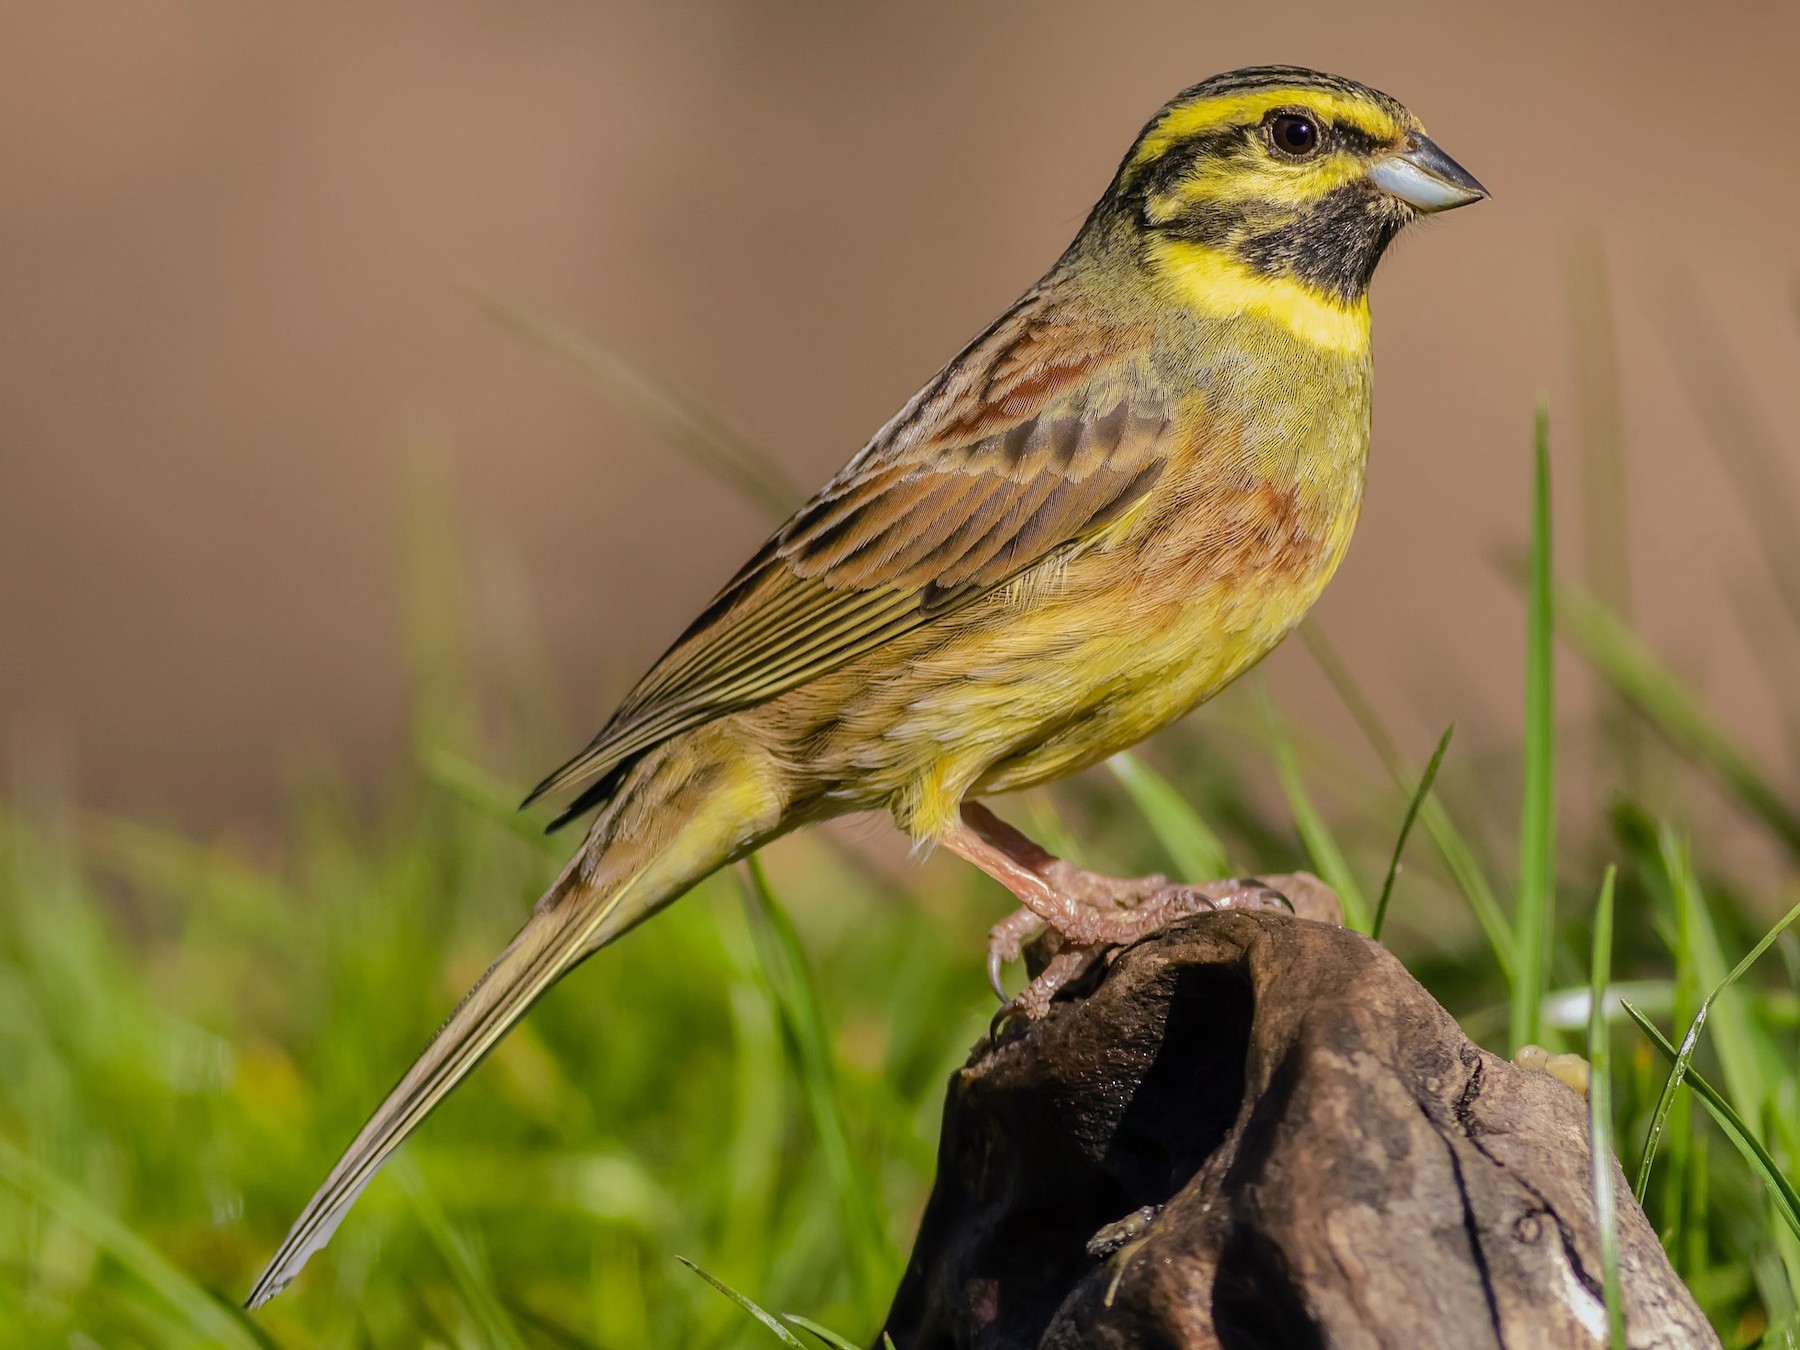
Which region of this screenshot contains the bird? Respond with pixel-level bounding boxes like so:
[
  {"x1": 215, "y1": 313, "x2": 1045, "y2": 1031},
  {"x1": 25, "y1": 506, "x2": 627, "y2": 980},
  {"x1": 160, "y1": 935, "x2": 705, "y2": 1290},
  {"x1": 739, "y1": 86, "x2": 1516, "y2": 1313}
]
[{"x1": 246, "y1": 64, "x2": 1485, "y2": 1308}]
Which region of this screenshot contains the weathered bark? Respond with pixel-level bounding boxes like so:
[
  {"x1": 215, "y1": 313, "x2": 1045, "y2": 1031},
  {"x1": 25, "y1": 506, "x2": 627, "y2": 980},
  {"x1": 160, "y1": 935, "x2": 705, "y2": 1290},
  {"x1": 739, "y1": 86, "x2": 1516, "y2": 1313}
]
[{"x1": 882, "y1": 880, "x2": 1717, "y2": 1349}]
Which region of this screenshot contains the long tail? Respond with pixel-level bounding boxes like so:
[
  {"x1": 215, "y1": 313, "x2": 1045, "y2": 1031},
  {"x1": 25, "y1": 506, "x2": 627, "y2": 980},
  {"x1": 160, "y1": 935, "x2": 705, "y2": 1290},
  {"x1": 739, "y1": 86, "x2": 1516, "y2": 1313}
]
[{"x1": 246, "y1": 744, "x2": 779, "y2": 1309}]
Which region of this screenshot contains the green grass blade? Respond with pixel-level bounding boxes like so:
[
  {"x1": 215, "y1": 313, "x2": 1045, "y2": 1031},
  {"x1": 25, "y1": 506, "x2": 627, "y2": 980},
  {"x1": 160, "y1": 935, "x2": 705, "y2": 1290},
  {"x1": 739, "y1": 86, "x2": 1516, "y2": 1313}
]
[
  {"x1": 398, "y1": 446, "x2": 481, "y2": 761},
  {"x1": 1684, "y1": 1130, "x2": 1710, "y2": 1300},
  {"x1": 782, "y1": 1312, "x2": 866, "y2": 1349},
  {"x1": 1512, "y1": 405, "x2": 1558, "y2": 1053},
  {"x1": 676, "y1": 1256, "x2": 806, "y2": 1347},
  {"x1": 1262, "y1": 694, "x2": 1368, "y2": 930},
  {"x1": 1635, "y1": 892, "x2": 1800, "y2": 1203},
  {"x1": 1755, "y1": 1307, "x2": 1800, "y2": 1349},
  {"x1": 1107, "y1": 750, "x2": 1230, "y2": 880},
  {"x1": 0, "y1": 1136, "x2": 264, "y2": 1350},
  {"x1": 503, "y1": 1300, "x2": 606, "y2": 1350},
  {"x1": 397, "y1": 1161, "x2": 530, "y2": 1350},
  {"x1": 1587, "y1": 865, "x2": 1627, "y2": 1350},
  {"x1": 1565, "y1": 239, "x2": 1634, "y2": 627},
  {"x1": 1633, "y1": 1016, "x2": 1800, "y2": 1254},
  {"x1": 1621, "y1": 1002, "x2": 1800, "y2": 1246},
  {"x1": 1658, "y1": 832, "x2": 1800, "y2": 1298},
  {"x1": 1659, "y1": 831, "x2": 1785, "y2": 1155},
  {"x1": 480, "y1": 294, "x2": 802, "y2": 521},
  {"x1": 1662, "y1": 828, "x2": 1702, "y2": 1277},
  {"x1": 740, "y1": 857, "x2": 894, "y2": 1311},
  {"x1": 714, "y1": 932, "x2": 790, "y2": 1289},
  {"x1": 422, "y1": 749, "x2": 562, "y2": 849},
  {"x1": 1565, "y1": 239, "x2": 1642, "y2": 791},
  {"x1": 1300, "y1": 624, "x2": 1514, "y2": 974},
  {"x1": 1558, "y1": 585, "x2": 1800, "y2": 857},
  {"x1": 1371, "y1": 725, "x2": 1453, "y2": 942}
]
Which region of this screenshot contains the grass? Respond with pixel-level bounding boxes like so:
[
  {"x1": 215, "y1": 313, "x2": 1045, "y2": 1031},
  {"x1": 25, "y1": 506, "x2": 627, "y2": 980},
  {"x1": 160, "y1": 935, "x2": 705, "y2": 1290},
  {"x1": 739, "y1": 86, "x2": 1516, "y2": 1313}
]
[
  {"x1": 2, "y1": 287, "x2": 1798, "y2": 1348},
  {"x1": 1370, "y1": 724, "x2": 1452, "y2": 943},
  {"x1": 1588, "y1": 864, "x2": 1625, "y2": 1350},
  {"x1": 1511, "y1": 404, "x2": 1557, "y2": 1053}
]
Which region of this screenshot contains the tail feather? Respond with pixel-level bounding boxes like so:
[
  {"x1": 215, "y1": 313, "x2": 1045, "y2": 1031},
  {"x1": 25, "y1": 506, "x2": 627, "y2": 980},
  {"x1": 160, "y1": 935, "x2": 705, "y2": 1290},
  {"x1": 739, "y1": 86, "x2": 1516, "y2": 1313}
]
[
  {"x1": 244, "y1": 854, "x2": 632, "y2": 1309},
  {"x1": 248, "y1": 733, "x2": 783, "y2": 1310}
]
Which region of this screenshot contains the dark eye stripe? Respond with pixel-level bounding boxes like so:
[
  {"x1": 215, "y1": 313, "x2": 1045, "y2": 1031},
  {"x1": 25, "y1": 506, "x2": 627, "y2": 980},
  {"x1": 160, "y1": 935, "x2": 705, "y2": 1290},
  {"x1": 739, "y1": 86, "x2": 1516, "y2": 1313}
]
[
  {"x1": 1330, "y1": 123, "x2": 1385, "y2": 156},
  {"x1": 1129, "y1": 127, "x2": 1245, "y2": 200},
  {"x1": 1151, "y1": 118, "x2": 1387, "y2": 176}
]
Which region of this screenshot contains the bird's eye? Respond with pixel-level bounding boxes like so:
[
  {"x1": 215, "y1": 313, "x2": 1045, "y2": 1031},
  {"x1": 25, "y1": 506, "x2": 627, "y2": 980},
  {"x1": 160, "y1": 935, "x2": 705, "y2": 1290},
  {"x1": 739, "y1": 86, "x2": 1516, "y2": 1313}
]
[{"x1": 1268, "y1": 113, "x2": 1320, "y2": 158}]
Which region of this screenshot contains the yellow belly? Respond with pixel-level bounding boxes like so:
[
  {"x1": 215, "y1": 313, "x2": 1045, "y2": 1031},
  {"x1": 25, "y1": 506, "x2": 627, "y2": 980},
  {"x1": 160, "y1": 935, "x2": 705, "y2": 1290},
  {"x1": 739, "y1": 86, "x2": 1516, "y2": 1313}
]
[
  {"x1": 974, "y1": 570, "x2": 1329, "y2": 795},
  {"x1": 774, "y1": 463, "x2": 1361, "y2": 840}
]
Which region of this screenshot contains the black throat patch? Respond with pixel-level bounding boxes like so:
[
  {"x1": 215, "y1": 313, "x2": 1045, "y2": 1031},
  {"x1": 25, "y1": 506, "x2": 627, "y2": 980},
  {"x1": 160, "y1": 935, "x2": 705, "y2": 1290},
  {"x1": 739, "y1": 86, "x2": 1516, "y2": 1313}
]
[
  {"x1": 1233, "y1": 182, "x2": 1409, "y2": 303},
  {"x1": 1141, "y1": 175, "x2": 1409, "y2": 306}
]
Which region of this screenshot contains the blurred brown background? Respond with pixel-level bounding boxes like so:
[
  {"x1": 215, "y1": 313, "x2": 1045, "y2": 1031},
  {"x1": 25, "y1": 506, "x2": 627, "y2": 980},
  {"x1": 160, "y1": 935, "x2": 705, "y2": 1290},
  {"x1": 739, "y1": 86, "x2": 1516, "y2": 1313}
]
[{"x1": 3, "y1": 0, "x2": 1797, "y2": 830}]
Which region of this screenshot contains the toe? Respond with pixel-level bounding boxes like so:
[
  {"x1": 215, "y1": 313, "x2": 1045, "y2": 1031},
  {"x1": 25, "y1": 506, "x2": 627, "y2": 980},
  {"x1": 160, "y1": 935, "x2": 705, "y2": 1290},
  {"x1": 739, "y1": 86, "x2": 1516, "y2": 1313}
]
[
  {"x1": 1132, "y1": 884, "x2": 1221, "y2": 925},
  {"x1": 1211, "y1": 878, "x2": 1293, "y2": 913}
]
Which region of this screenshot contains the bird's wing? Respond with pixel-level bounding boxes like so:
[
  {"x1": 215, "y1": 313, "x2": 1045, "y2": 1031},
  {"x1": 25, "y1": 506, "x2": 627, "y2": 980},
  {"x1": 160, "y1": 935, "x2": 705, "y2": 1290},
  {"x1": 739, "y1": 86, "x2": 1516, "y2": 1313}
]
[{"x1": 527, "y1": 293, "x2": 1171, "y2": 823}]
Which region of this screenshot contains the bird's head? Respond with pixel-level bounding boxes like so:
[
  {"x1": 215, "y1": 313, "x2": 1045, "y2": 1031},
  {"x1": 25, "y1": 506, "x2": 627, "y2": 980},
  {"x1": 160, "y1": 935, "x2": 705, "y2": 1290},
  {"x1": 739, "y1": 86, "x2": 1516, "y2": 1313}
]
[{"x1": 1106, "y1": 66, "x2": 1486, "y2": 322}]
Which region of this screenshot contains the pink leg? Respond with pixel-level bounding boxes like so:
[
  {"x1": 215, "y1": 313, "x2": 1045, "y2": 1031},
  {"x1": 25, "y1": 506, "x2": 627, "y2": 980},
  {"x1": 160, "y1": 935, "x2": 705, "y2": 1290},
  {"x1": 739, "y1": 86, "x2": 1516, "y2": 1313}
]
[
  {"x1": 934, "y1": 805, "x2": 1105, "y2": 1001},
  {"x1": 939, "y1": 802, "x2": 1289, "y2": 1016}
]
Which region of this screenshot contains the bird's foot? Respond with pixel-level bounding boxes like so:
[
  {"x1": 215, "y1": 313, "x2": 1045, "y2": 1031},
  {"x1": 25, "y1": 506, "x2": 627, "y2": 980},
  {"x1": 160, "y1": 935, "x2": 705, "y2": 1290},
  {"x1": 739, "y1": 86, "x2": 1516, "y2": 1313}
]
[
  {"x1": 1039, "y1": 875, "x2": 1290, "y2": 948},
  {"x1": 950, "y1": 801, "x2": 1297, "y2": 1020},
  {"x1": 1110, "y1": 875, "x2": 1294, "y2": 930},
  {"x1": 1039, "y1": 858, "x2": 1170, "y2": 909},
  {"x1": 987, "y1": 906, "x2": 1048, "y2": 1001},
  {"x1": 982, "y1": 862, "x2": 1187, "y2": 997},
  {"x1": 990, "y1": 877, "x2": 1292, "y2": 1019},
  {"x1": 1004, "y1": 942, "x2": 1105, "y2": 1020}
]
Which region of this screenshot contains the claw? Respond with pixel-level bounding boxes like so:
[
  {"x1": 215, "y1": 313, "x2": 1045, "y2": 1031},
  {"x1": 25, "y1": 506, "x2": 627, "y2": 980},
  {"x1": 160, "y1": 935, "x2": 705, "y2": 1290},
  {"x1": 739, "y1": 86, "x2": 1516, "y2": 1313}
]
[
  {"x1": 988, "y1": 947, "x2": 1008, "y2": 1003},
  {"x1": 1227, "y1": 878, "x2": 1293, "y2": 913}
]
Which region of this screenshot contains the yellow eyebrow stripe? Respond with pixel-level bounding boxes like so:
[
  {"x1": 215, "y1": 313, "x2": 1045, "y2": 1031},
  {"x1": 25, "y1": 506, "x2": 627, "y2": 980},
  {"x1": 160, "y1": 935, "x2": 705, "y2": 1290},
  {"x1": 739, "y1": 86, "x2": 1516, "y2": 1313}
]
[
  {"x1": 1148, "y1": 238, "x2": 1370, "y2": 354},
  {"x1": 1132, "y1": 89, "x2": 1405, "y2": 168}
]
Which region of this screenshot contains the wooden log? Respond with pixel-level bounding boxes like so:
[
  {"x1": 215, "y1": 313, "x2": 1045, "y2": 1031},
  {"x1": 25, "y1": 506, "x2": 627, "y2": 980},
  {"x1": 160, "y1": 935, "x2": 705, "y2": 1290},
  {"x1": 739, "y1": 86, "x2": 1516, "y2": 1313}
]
[{"x1": 881, "y1": 881, "x2": 1717, "y2": 1349}]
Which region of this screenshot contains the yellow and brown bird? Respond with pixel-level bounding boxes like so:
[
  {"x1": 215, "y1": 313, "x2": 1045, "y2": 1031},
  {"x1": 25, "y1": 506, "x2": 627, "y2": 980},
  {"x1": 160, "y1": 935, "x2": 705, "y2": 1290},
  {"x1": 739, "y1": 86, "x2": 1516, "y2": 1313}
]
[{"x1": 248, "y1": 65, "x2": 1484, "y2": 1306}]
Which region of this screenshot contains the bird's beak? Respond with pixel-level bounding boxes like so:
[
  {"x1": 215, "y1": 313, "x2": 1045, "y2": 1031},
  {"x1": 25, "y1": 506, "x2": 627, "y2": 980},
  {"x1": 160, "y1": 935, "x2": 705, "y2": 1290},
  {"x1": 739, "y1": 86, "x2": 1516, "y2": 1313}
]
[{"x1": 1367, "y1": 133, "x2": 1488, "y2": 212}]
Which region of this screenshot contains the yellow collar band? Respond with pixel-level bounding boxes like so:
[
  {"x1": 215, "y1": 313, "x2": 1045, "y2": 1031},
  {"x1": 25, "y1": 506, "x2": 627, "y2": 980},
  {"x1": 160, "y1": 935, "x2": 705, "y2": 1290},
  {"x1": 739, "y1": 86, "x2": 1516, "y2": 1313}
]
[{"x1": 1148, "y1": 238, "x2": 1370, "y2": 354}]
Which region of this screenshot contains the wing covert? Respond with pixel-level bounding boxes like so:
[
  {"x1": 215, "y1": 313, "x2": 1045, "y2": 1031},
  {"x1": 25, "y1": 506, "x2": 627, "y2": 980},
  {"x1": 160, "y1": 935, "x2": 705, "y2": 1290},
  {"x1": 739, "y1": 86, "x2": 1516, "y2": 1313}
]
[{"x1": 526, "y1": 296, "x2": 1170, "y2": 821}]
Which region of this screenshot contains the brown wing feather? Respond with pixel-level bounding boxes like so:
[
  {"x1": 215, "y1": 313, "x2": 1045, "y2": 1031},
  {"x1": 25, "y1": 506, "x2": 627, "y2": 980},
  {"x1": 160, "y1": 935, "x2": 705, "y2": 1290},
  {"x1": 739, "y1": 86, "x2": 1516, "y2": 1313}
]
[{"x1": 524, "y1": 293, "x2": 1168, "y2": 816}]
